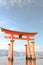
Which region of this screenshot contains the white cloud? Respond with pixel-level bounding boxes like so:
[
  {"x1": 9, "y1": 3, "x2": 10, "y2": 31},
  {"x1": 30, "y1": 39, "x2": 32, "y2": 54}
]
[
  {"x1": 0, "y1": 0, "x2": 33, "y2": 8},
  {"x1": 0, "y1": 0, "x2": 43, "y2": 8}
]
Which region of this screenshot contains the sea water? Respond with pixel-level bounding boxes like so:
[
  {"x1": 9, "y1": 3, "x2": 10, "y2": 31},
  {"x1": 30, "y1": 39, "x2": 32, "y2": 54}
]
[{"x1": 0, "y1": 56, "x2": 43, "y2": 65}]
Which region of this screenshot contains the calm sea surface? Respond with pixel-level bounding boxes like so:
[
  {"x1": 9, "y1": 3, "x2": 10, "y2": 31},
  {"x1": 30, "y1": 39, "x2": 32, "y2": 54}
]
[{"x1": 0, "y1": 56, "x2": 43, "y2": 65}]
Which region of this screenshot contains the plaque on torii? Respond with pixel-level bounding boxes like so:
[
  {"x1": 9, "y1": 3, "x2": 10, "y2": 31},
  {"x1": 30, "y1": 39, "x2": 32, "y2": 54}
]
[{"x1": 0, "y1": 28, "x2": 37, "y2": 62}]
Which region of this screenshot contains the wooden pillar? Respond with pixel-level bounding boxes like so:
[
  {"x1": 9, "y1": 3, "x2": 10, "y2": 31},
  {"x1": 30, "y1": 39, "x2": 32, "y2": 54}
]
[
  {"x1": 25, "y1": 44, "x2": 31, "y2": 60},
  {"x1": 8, "y1": 60, "x2": 13, "y2": 65},
  {"x1": 8, "y1": 44, "x2": 13, "y2": 65},
  {"x1": 8, "y1": 35, "x2": 14, "y2": 61},
  {"x1": 32, "y1": 60, "x2": 36, "y2": 65},
  {"x1": 8, "y1": 41, "x2": 14, "y2": 61},
  {"x1": 25, "y1": 45, "x2": 27, "y2": 58},
  {"x1": 26, "y1": 60, "x2": 31, "y2": 65},
  {"x1": 8, "y1": 44, "x2": 10, "y2": 60},
  {"x1": 31, "y1": 42, "x2": 36, "y2": 60}
]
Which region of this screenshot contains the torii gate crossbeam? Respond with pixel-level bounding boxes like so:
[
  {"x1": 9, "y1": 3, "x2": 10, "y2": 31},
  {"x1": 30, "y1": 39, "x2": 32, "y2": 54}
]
[{"x1": 1, "y1": 28, "x2": 37, "y2": 36}]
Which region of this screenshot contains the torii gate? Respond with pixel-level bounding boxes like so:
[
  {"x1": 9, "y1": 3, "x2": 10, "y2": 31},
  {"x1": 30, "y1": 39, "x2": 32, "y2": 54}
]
[{"x1": 0, "y1": 28, "x2": 37, "y2": 62}]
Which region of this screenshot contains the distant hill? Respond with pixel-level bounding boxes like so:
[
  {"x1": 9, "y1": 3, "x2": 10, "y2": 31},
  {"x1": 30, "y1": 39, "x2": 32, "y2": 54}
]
[
  {"x1": 0, "y1": 49, "x2": 43, "y2": 59},
  {"x1": 0, "y1": 49, "x2": 24, "y2": 56},
  {"x1": 0, "y1": 49, "x2": 8, "y2": 56}
]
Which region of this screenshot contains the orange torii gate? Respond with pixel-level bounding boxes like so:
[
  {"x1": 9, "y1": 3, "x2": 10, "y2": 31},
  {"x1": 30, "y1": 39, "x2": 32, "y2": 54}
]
[{"x1": 0, "y1": 28, "x2": 37, "y2": 61}]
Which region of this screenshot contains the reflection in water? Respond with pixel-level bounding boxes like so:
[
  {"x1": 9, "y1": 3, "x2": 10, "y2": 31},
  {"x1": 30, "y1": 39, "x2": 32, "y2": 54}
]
[
  {"x1": 26, "y1": 60, "x2": 36, "y2": 65},
  {"x1": 8, "y1": 59, "x2": 36, "y2": 65},
  {"x1": 8, "y1": 60, "x2": 13, "y2": 65}
]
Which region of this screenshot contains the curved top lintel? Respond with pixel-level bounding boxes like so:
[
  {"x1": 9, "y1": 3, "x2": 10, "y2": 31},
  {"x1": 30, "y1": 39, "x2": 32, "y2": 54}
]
[{"x1": 1, "y1": 28, "x2": 37, "y2": 36}]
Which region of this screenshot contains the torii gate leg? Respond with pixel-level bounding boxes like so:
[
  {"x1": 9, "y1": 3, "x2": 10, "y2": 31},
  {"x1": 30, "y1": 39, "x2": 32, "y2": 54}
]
[
  {"x1": 25, "y1": 44, "x2": 31, "y2": 60},
  {"x1": 8, "y1": 43, "x2": 13, "y2": 65},
  {"x1": 8, "y1": 44, "x2": 13, "y2": 65},
  {"x1": 8, "y1": 40, "x2": 14, "y2": 61},
  {"x1": 31, "y1": 42, "x2": 36, "y2": 60},
  {"x1": 26, "y1": 60, "x2": 31, "y2": 65},
  {"x1": 8, "y1": 44, "x2": 10, "y2": 60},
  {"x1": 8, "y1": 35, "x2": 14, "y2": 61},
  {"x1": 8, "y1": 57, "x2": 13, "y2": 65},
  {"x1": 31, "y1": 60, "x2": 36, "y2": 65}
]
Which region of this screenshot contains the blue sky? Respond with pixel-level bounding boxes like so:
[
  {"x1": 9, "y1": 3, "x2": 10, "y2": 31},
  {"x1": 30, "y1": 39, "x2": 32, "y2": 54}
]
[{"x1": 0, "y1": 0, "x2": 43, "y2": 51}]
